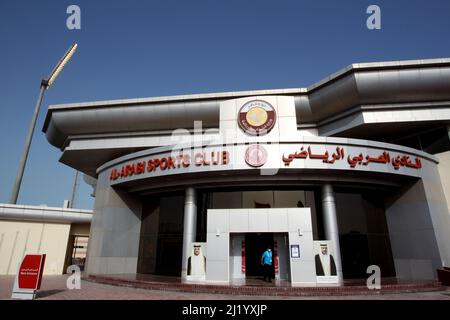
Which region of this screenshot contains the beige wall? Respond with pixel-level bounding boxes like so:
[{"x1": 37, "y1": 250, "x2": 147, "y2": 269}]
[
  {"x1": 0, "y1": 220, "x2": 70, "y2": 275},
  {"x1": 437, "y1": 151, "x2": 450, "y2": 212}
]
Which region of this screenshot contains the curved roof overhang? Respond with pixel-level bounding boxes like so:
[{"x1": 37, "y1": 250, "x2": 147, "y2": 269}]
[{"x1": 43, "y1": 58, "x2": 450, "y2": 177}]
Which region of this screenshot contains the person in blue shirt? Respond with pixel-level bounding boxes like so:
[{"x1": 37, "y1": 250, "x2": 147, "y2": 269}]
[{"x1": 261, "y1": 248, "x2": 273, "y2": 282}]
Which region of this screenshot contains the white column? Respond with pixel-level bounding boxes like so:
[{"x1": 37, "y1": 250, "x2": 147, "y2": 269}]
[
  {"x1": 181, "y1": 187, "x2": 197, "y2": 279},
  {"x1": 321, "y1": 183, "x2": 344, "y2": 282}
]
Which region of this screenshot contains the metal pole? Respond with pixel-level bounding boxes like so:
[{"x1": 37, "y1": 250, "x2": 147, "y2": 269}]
[
  {"x1": 69, "y1": 171, "x2": 79, "y2": 208},
  {"x1": 321, "y1": 183, "x2": 344, "y2": 283},
  {"x1": 181, "y1": 187, "x2": 197, "y2": 279},
  {"x1": 9, "y1": 84, "x2": 47, "y2": 204}
]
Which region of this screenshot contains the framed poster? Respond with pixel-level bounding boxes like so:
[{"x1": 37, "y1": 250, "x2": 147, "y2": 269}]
[
  {"x1": 186, "y1": 242, "x2": 207, "y2": 282},
  {"x1": 290, "y1": 244, "x2": 300, "y2": 258},
  {"x1": 313, "y1": 241, "x2": 339, "y2": 283}
]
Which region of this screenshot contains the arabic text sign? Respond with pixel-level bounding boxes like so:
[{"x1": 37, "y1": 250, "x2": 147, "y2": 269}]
[
  {"x1": 282, "y1": 146, "x2": 422, "y2": 170},
  {"x1": 18, "y1": 254, "x2": 46, "y2": 290},
  {"x1": 102, "y1": 142, "x2": 428, "y2": 188}
]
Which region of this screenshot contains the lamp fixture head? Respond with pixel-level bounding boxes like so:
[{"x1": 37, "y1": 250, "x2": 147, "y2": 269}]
[{"x1": 44, "y1": 43, "x2": 78, "y2": 88}]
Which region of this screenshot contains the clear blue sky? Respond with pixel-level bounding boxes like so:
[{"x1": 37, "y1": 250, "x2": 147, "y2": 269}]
[{"x1": 0, "y1": 0, "x2": 449, "y2": 210}]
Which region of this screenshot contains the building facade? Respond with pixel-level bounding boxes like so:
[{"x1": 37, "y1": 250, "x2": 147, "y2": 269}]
[
  {"x1": 0, "y1": 203, "x2": 92, "y2": 275},
  {"x1": 43, "y1": 58, "x2": 450, "y2": 284}
]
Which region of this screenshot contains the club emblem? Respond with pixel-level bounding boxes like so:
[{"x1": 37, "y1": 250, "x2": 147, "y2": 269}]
[
  {"x1": 238, "y1": 100, "x2": 276, "y2": 136},
  {"x1": 245, "y1": 144, "x2": 268, "y2": 167}
]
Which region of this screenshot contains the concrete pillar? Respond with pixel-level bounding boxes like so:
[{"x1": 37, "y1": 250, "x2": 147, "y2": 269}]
[
  {"x1": 321, "y1": 183, "x2": 344, "y2": 282},
  {"x1": 181, "y1": 187, "x2": 197, "y2": 279}
]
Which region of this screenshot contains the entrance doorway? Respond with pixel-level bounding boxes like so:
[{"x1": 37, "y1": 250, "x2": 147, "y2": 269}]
[
  {"x1": 64, "y1": 235, "x2": 89, "y2": 272},
  {"x1": 245, "y1": 233, "x2": 274, "y2": 278}
]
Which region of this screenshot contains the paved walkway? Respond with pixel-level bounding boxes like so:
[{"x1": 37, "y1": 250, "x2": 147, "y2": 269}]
[{"x1": 1, "y1": 275, "x2": 450, "y2": 300}]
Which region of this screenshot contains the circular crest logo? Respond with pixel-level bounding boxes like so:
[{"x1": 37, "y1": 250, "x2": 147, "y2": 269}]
[
  {"x1": 238, "y1": 100, "x2": 276, "y2": 136},
  {"x1": 245, "y1": 144, "x2": 268, "y2": 167}
]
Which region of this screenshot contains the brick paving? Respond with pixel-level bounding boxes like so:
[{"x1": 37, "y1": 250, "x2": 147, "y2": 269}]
[{"x1": 1, "y1": 275, "x2": 450, "y2": 300}]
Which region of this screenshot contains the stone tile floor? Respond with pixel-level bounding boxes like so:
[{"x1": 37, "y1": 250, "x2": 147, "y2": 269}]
[{"x1": 1, "y1": 275, "x2": 450, "y2": 300}]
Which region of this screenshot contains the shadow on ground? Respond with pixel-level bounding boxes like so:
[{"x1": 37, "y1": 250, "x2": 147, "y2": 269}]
[{"x1": 37, "y1": 289, "x2": 65, "y2": 299}]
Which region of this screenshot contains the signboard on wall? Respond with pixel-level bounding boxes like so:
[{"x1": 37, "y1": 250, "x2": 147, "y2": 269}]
[
  {"x1": 313, "y1": 241, "x2": 339, "y2": 284},
  {"x1": 186, "y1": 242, "x2": 207, "y2": 282},
  {"x1": 11, "y1": 254, "x2": 46, "y2": 300},
  {"x1": 290, "y1": 244, "x2": 300, "y2": 258},
  {"x1": 105, "y1": 140, "x2": 427, "y2": 187}
]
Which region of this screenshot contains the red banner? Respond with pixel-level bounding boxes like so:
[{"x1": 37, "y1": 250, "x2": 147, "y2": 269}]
[
  {"x1": 18, "y1": 254, "x2": 46, "y2": 290},
  {"x1": 241, "y1": 240, "x2": 246, "y2": 273}
]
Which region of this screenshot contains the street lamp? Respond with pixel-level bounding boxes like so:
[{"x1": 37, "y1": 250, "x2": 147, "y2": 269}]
[{"x1": 9, "y1": 43, "x2": 78, "y2": 204}]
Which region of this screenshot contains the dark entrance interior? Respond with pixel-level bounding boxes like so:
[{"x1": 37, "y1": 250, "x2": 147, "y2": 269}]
[
  {"x1": 334, "y1": 190, "x2": 396, "y2": 279},
  {"x1": 138, "y1": 193, "x2": 185, "y2": 276},
  {"x1": 245, "y1": 233, "x2": 274, "y2": 277}
]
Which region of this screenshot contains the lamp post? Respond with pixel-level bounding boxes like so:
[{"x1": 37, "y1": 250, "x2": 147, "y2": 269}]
[
  {"x1": 9, "y1": 43, "x2": 78, "y2": 204},
  {"x1": 69, "y1": 171, "x2": 79, "y2": 208}
]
